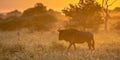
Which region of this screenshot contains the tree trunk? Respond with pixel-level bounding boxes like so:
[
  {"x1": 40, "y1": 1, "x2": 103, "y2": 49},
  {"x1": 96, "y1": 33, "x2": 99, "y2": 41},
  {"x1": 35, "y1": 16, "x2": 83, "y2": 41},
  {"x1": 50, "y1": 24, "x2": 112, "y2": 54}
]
[
  {"x1": 105, "y1": 10, "x2": 109, "y2": 31},
  {"x1": 104, "y1": 0, "x2": 109, "y2": 31}
]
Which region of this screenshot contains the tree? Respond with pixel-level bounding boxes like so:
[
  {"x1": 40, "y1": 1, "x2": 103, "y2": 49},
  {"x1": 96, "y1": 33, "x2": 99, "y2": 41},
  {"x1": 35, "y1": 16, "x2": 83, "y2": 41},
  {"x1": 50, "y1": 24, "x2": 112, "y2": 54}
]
[
  {"x1": 62, "y1": 0, "x2": 103, "y2": 31},
  {"x1": 0, "y1": 3, "x2": 57, "y2": 32},
  {"x1": 113, "y1": 7, "x2": 120, "y2": 12},
  {"x1": 22, "y1": 3, "x2": 57, "y2": 31},
  {"x1": 6, "y1": 10, "x2": 21, "y2": 18},
  {"x1": 23, "y1": 3, "x2": 47, "y2": 16},
  {"x1": 102, "y1": 0, "x2": 117, "y2": 31}
]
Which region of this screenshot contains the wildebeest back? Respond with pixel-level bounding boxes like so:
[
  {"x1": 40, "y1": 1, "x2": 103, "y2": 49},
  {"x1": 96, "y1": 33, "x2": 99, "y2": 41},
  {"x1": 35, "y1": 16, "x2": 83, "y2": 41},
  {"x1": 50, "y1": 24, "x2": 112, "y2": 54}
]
[{"x1": 58, "y1": 29, "x2": 94, "y2": 43}]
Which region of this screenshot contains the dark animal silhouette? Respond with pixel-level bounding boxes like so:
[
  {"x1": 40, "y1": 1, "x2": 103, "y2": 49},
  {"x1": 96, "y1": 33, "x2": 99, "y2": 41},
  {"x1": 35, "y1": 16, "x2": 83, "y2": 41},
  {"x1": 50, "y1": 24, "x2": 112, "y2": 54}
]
[{"x1": 58, "y1": 29, "x2": 95, "y2": 50}]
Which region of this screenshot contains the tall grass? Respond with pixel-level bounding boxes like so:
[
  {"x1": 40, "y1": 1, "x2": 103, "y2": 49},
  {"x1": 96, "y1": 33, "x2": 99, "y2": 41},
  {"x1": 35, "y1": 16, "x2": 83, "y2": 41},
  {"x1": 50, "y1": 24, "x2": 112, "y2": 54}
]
[{"x1": 0, "y1": 30, "x2": 119, "y2": 60}]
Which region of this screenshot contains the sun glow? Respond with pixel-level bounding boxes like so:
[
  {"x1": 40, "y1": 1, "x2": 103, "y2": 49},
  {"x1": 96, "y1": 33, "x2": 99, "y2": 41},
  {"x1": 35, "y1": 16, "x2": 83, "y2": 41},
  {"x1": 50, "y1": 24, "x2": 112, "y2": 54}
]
[{"x1": 0, "y1": 0, "x2": 119, "y2": 12}]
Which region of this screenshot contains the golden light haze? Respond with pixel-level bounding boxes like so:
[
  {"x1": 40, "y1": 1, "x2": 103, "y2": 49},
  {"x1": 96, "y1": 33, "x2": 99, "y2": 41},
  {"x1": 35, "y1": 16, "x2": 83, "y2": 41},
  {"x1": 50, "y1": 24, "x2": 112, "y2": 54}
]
[{"x1": 0, "y1": 0, "x2": 120, "y2": 13}]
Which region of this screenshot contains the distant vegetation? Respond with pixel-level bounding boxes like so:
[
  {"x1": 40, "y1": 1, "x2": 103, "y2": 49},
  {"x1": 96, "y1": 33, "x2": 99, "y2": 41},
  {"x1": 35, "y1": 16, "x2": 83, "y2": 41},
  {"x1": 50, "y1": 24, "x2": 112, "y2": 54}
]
[
  {"x1": 62, "y1": 0, "x2": 103, "y2": 31},
  {"x1": 0, "y1": 1, "x2": 120, "y2": 32},
  {"x1": 113, "y1": 7, "x2": 120, "y2": 12},
  {"x1": 0, "y1": 3, "x2": 58, "y2": 32}
]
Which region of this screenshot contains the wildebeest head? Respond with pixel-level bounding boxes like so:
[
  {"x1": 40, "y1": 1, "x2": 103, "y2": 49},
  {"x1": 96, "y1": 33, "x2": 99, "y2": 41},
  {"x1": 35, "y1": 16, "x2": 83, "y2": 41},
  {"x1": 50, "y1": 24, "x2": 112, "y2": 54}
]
[{"x1": 57, "y1": 29, "x2": 64, "y2": 40}]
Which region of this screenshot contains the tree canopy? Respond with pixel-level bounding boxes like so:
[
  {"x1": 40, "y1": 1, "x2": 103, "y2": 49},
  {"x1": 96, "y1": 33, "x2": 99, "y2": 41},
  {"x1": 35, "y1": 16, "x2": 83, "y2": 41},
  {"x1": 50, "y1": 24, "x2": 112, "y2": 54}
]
[
  {"x1": 0, "y1": 3, "x2": 57, "y2": 32},
  {"x1": 62, "y1": 0, "x2": 104, "y2": 31}
]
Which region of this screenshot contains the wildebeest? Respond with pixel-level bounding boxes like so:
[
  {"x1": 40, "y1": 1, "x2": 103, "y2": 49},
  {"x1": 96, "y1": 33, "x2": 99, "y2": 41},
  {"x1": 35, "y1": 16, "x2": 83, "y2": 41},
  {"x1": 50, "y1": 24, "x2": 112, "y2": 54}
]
[{"x1": 58, "y1": 29, "x2": 95, "y2": 50}]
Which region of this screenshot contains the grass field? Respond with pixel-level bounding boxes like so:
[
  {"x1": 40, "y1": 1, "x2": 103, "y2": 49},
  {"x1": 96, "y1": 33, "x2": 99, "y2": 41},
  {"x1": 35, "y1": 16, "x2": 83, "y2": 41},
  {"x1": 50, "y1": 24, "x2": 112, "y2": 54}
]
[{"x1": 0, "y1": 30, "x2": 120, "y2": 60}]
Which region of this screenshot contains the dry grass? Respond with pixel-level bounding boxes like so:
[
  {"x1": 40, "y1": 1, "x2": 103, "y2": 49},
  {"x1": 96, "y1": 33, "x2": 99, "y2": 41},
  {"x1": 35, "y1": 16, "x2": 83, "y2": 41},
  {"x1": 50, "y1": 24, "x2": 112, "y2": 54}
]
[{"x1": 0, "y1": 30, "x2": 120, "y2": 60}]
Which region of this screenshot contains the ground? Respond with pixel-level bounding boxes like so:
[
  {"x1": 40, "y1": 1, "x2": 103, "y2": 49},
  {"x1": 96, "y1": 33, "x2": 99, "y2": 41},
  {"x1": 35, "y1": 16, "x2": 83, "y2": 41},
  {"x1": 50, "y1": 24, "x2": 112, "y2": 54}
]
[{"x1": 0, "y1": 30, "x2": 120, "y2": 60}]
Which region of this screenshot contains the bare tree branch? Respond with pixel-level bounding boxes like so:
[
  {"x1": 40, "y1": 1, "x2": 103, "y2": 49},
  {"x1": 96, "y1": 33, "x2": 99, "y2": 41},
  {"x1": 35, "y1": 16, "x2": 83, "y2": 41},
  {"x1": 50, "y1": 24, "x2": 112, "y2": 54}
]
[
  {"x1": 108, "y1": 0, "x2": 117, "y2": 7},
  {"x1": 102, "y1": 0, "x2": 105, "y2": 7}
]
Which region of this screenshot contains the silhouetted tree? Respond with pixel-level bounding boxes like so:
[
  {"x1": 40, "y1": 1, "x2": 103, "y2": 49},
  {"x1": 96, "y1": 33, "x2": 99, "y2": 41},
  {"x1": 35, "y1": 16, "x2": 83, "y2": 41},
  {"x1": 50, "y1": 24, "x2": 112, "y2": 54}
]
[
  {"x1": 113, "y1": 7, "x2": 120, "y2": 12},
  {"x1": 0, "y1": 13, "x2": 5, "y2": 20},
  {"x1": 22, "y1": 3, "x2": 57, "y2": 31},
  {"x1": 6, "y1": 10, "x2": 21, "y2": 18},
  {"x1": 23, "y1": 3, "x2": 47, "y2": 16},
  {"x1": 0, "y1": 3, "x2": 57, "y2": 32},
  {"x1": 102, "y1": 0, "x2": 117, "y2": 31},
  {"x1": 62, "y1": 0, "x2": 103, "y2": 31},
  {"x1": 0, "y1": 18, "x2": 2, "y2": 20}
]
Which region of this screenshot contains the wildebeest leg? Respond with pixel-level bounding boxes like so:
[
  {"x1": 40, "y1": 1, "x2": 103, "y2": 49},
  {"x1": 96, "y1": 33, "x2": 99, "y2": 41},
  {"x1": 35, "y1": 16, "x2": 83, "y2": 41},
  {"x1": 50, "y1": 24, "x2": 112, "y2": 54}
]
[
  {"x1": 73, "y1": 43, "x2": 76, "y2": 50},
  {"x1": 92, "y1": 43, "x2": 95, "y2": 50},
  {"x1": 91, "y1": 39, "x2": 95, "y2": 50},
  {"x1": 88, "y1": 42, "x2": 92, "y2": 50},
  {"x1": 67, "y1": 43, "x2": 72, "y2": 49}
]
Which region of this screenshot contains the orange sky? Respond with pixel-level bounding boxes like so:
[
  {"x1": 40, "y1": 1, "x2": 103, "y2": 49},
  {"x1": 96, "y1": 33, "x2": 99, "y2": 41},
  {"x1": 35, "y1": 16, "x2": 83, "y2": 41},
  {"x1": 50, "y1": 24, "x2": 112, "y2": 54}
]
[{"x1": 0, "y1": 0, "x2": 120, "y2": 13}]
